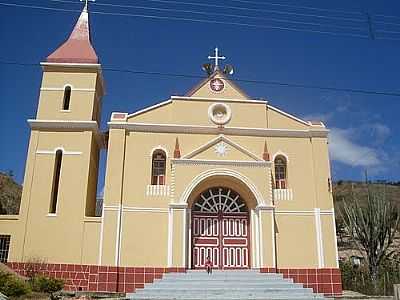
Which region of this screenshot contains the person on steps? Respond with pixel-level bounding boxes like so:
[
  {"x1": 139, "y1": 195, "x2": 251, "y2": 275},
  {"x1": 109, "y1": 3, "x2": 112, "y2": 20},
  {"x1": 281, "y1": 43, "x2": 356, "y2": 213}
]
[{"x1": 205, "y1": 256, "x2": 212, "y2": 274}]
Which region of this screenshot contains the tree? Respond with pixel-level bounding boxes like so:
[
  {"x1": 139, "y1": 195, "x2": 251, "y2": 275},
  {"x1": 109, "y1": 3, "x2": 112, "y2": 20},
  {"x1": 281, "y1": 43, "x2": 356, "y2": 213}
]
[{"x1": 341, "y1": 185, "x2": 400, "y2": 293}]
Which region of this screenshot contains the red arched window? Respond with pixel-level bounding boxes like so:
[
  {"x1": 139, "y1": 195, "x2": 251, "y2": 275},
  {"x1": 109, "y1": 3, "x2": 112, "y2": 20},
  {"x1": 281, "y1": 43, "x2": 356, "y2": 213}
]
[
  {"x1": 151, "y1": 150, "x2": 166, "y2": 185},
  {"x1": 274, "y1": 156, "x2": 287, "y2": 189}
]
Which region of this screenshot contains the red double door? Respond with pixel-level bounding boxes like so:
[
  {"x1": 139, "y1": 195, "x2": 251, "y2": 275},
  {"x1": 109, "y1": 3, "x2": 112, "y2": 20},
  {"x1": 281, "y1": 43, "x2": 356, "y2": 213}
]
[{"x1": 192, "y1": 212, "x2": 250, "y2": 269}]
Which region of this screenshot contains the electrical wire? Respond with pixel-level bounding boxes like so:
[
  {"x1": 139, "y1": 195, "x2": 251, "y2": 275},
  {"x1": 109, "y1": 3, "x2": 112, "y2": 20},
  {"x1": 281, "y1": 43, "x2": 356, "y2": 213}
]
[
  {"x1": 0, "y1": 2, "x2": 370, "y2": 38},
  {"x1": 1, "y1": 60, "x2": 400, "y2": 97},
  {"x1": 225, "y1": 0, "x2": 364, "y2": 16},
  {"x1": 126, "y1": 0, "x2": 366, "y2": 23},
  {"x1": 48, "y1": 0, "x2": 367, "y2": 32}
]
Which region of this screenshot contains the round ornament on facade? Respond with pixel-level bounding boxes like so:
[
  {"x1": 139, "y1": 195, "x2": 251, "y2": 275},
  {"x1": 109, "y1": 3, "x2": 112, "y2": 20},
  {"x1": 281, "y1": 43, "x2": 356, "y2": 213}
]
[
  {"x1": 208, "y1": 103, "x2": 232, "y2": 126},
  {"x1": 209, "y1": 78, "x2": 225, "y2": 92}
]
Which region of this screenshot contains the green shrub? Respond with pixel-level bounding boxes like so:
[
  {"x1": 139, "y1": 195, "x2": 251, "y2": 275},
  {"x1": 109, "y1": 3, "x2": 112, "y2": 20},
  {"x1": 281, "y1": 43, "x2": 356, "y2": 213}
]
[
  {"x1": 340, "y1": 259, "x2": 400, "y2": 296},
  {"x1": 32, "y1": 275, "x2": 64, "y2": 293},
  {"x1": 0, "y1": 271, "x2": 30, "y2": 297}
]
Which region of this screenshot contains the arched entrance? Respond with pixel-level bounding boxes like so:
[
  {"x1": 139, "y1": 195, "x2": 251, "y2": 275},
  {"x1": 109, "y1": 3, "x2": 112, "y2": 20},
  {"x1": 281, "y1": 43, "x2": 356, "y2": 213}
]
[{"x1": 191, "y1": 187, "x2": 250, "y2": 269}]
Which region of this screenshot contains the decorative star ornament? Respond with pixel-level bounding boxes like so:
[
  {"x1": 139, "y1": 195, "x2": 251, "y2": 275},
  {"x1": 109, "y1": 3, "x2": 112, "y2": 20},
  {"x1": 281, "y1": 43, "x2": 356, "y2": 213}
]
[{"x1": 215, "y1": 142, "x2": 228, "y2": 157}]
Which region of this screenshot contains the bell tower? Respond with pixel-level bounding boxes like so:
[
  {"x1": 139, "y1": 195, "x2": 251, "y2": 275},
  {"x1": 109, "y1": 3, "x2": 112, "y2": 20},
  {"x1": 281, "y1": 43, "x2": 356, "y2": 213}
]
[{"x1": 17, "y1": 3, "x2": 105, "y2": 264}]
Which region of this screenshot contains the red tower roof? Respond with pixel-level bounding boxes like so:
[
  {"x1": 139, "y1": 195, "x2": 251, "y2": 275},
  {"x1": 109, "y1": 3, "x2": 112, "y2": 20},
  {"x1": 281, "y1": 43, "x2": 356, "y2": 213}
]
[{"x1": 46, "y1": 6, "x2": 98, "y2": 64}]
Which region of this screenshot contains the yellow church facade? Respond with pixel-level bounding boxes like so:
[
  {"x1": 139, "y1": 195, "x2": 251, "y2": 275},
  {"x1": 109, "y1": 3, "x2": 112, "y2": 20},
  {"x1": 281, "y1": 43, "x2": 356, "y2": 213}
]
[{"x1": 0, "y1": 4, "x2": 342, "y2": 297}]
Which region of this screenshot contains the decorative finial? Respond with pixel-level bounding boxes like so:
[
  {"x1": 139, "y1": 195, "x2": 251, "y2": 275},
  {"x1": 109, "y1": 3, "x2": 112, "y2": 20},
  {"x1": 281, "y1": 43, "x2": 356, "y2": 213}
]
[
  {"x1": 174, "y1": 138, "x2": 181, "y2": 159},
  {"x1": 208, "y1": 47, "x2": 226, "y2": 71},
  {"x1": 262, "y1": 141, "x2": 270, "y2": 161},
  {"x1": 80, "y1": 0, "x2": 95, "y2": 12}
]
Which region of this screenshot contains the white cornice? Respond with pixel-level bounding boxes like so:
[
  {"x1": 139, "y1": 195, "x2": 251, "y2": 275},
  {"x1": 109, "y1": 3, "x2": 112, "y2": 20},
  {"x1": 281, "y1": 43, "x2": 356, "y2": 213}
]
[
  {"x1": 40, "y1": 62, "x2": 101, "y2": 69},
  {"x1": 171, "y1": 95, "x2": 268, "y2": 104},
  {"x1": 171, "y1": 158, "x2": 271, "y2": 167},
  {"x1": 28, "y1": 119, "x2": 99, "y2": 131},
  {"x1": 127, "y1": 99, "x2": 172, "y2": 119},
  {"x1": 267, "y1": 104, "x2": 316, "y2": 127},
  {"x1": 169, "y1": 203, "x2": 188, "y2": 209},
  {"x1": 108, "y1": 122, "x2": 328, "y2": 138}
]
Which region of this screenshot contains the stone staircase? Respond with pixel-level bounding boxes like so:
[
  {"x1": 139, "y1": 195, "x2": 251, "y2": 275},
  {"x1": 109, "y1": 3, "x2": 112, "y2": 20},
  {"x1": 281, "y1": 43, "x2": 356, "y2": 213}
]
[{"x1": 126, "y1": 270, "x2": 325, "y2": 300}]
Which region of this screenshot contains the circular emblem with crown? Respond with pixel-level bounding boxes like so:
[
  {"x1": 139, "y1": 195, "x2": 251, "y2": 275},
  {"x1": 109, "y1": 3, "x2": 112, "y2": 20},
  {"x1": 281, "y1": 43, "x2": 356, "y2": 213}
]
[
  {"x1": 210, "y1": 78, "x2": 225, "y2": 92},
  {"x1": 208, "y1": 103, "x2": 232, "y2": 126}
]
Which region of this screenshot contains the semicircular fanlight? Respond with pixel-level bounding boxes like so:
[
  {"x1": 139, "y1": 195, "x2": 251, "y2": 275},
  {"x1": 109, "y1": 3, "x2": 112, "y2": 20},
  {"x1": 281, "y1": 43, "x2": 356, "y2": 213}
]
[{"x1": 193, "y1": 187, "x2": 247, "y2": 213}]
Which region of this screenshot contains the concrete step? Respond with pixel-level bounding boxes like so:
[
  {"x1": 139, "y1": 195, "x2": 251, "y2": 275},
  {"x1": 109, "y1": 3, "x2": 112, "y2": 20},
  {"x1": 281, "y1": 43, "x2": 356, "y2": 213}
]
[
  {"x1": 148, "y1": 282, "x2": 301, "y2": 288},
  {"x1": 125, "y1": 270, "x2": 325, "y2": 300},
  {"x1": 134, "y1": 289, "x2": 316, "y2": 296},
  {"x1": 126, "y1": 294, "x2": 324, "y2": 300}
]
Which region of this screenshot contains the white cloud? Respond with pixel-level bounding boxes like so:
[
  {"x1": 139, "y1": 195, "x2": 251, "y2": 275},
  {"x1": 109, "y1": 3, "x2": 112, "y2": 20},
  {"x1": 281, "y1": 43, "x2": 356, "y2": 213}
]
[{"x1": 329, "y1": 128, "x2": 381, "y2": 167}]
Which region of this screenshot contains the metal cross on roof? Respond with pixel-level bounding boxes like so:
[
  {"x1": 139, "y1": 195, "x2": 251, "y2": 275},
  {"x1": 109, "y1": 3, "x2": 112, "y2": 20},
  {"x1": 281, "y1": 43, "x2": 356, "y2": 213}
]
[
  {"x1": 80, "y1": 0, "x2": 95, "y2": 12},
  {"x1": 208, "y1": 47, "x2": 226, "y2": 70}
]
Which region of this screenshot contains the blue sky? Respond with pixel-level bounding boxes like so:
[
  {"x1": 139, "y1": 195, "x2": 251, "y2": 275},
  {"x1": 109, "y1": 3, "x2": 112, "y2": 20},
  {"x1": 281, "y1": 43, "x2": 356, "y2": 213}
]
[{"x1": 0, "y1": 0, "x2": 399, "y2": 186}]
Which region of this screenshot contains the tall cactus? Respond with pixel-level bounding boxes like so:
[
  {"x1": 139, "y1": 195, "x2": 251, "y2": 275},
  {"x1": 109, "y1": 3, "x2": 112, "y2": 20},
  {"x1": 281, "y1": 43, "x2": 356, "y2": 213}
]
[{"x1": 341, "y1": 185, "x2": 400, "y2": 293}]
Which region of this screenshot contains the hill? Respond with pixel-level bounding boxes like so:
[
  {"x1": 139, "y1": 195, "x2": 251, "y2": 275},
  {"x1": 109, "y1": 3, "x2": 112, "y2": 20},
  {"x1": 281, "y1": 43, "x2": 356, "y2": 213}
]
[{"x1": 0, "y1": 171, "x2": 21, "y2": 215}]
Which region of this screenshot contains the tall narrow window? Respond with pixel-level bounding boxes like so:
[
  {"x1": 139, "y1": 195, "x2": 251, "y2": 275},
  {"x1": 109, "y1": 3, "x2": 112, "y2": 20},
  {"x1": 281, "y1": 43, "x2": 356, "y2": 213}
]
[
  {"x1": 151, "y1": 150, "x2": 166, "y2": 185},
  {"x1": 62, "y1": 86, "x2": 71, "y2": 110},
  {"x1": 274, "y1": 156, "x2": 287, "y2": 189},
  {"x1": 50, "y1": 150, "x2": 62, "y2": 213},
  {"x1": 0, "y1": 235, "x2": 10, "y2": 263}
]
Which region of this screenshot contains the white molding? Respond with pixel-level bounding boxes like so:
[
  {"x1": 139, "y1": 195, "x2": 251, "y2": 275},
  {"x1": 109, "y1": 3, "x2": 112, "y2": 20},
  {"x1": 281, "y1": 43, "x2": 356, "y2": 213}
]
[
  {"x1": 182, "y1": 208, "x2": 187, "y2": 267},
  {"x1": 182, "y1": 135, "x2": 262, "y2": 161},
  {"x1": 98, "y1": 199, "x2": 105, "y2": 265},
  {"x1": 258, "y1": 209, "x2": 264, "y2": 267},
  {"x1": 40, "y1": 62, "x2": 101, "y2": 69},
  {"x1": 108, "y1": 122, "x2": 328, "y2": 138},
  {"x1": 172, "y1": 159, "x2": 270, "y2": 168},
  {"x1": 187, "y1": 209, "x2": 192, "y2": 268},
  {"x1": 115, "y1": 204, "x2": 122, "y2": 266},
  {"x1": 267, "y1": 104, "x2": 312, "y2": 127},
  {"x1": 275, "y1": 209, "x2": 333, "y2": 216},
  {"x1": 169, "y1": 203, "x2": 188, "y2": 209},
  {"x1": 40, "y1": 87, "x2": 96, "y2": 92},
  {"x1": 28, "y1": 119, "x2": 99, "y2": 131},
  {"x1": 208, "y1": 103, "x2": 232, "y2": 126},
  {"x1": 314, "y1": 208, "x2": 324, "y2": 268},
  {"x1": 271, "y1": 211, "x2": 276, "y2": 268},
  {"x1": 46, "y1": 213, "x2": 57, "y2": 217},
  {"x1": 179, "y1": 168, "x2": 266, "y2": 207},
  {"x1": 36, "y1": 149, "x2": 82, "y2": 155},
  {"x1": 103, "y1": 205, "x2": 119, "y2": 211},
  {"x1": 122, "y1": 206, "x2": 168, "y2": 213},
  {"x1": 171, "y1": 95, "x2": 268, "y2": 104},
  {"x1": 251, "y1": 209, "x2": 256, "y2": 268},
  {"x1": 273, "y1": 189, "x2": 293, "y2": 201},
  {"x1": 167, "y1": 208, "x2": 173, "y2": 267},
  {"x1": 127, "y1": 100, "x2": 173, "y2": 119},
  {"x1": 272, "y1": 151, "x2": 290, "y2": 162},
  {"x1": 146, "y1": 185, "x2": 170, "y2": 197},
  {"x1": 149, "y1": 146, "x2": 169, "y2": 158}
]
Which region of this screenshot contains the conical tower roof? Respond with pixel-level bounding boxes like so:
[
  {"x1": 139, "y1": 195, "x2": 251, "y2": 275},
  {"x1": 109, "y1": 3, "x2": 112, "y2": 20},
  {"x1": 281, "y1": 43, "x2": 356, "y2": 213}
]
[{"x1": 46, "y1": 5, "x2": 98, "y2": 64}]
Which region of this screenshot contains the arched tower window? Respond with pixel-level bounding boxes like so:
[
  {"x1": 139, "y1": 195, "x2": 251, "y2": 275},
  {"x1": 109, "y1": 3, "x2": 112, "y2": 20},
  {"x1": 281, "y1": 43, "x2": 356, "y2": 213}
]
[
  {"x1": 62, "y1": 86, "x2": 71, "y2": 110},
  {"x1": 50, "y1": 150, "x2": 63, "y2": 213},
  {"x1": 151, "y1": 150, "x2": 166, "y2": 185},
  {"x1": 274, "y1": 155, "x2": 287, "y2": 189}
]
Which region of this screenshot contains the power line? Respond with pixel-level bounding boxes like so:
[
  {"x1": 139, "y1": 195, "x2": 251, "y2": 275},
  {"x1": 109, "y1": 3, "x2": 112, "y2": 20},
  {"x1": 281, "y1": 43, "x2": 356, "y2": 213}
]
[
  {"x1": 48, "y1": 0, "x2": 367, "y2": 32},
  {"x1": 2, "y1": 60, "x2": 400, "y2": 97},
  {"x1": 225, "y1": 0, "x2": 364, "y2": 16},
  {"x1": 0, "y1": 2, "x2": 370, "y2": 38},
  {"x1": 116, "y1": 0, "x2": 367, "y2": 23}
]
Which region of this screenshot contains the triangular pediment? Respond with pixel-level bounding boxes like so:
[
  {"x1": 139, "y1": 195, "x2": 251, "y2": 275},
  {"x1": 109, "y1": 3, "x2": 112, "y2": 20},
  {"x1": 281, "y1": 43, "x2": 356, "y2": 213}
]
[
  {"x1": 185, "y1": 71, "x2": 249, "y2": 100},
  {"x1": 182, "y1": 135, "x2": 262, "y2": 162}
]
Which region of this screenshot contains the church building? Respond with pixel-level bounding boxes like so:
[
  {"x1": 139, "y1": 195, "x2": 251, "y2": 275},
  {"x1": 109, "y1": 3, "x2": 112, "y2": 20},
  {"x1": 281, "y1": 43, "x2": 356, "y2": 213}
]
[{"x1": 0, "y1": 3, "x2": 342, "y2": 297}]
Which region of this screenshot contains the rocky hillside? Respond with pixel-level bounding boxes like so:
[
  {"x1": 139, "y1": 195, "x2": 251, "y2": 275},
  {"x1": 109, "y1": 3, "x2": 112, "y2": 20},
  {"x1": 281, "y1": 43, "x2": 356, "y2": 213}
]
[{"x1": 0, "y1": 172, "x2": 21, "y2": 215}]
